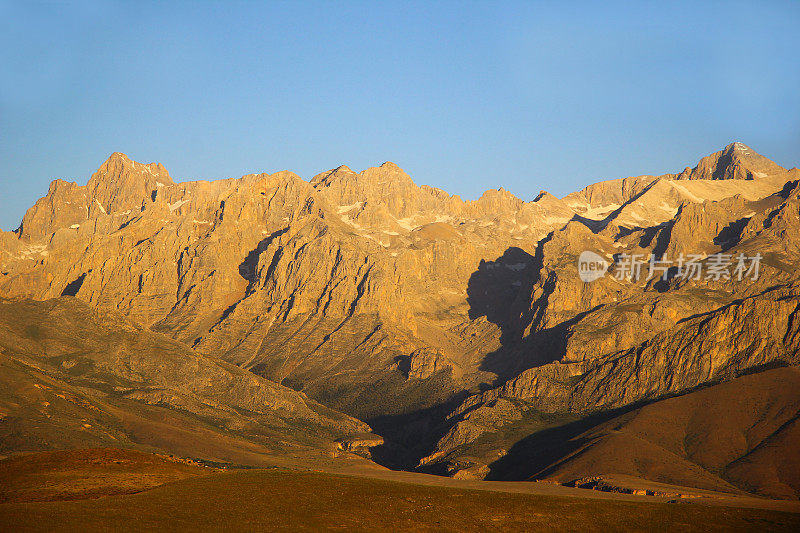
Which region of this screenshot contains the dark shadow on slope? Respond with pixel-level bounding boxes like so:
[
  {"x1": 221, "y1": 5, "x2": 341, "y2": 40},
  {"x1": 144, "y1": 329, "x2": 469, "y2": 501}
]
[
  {"x1": 637, "y1": 225, "x2": 661, "y2": 249},
  {"x1": 779, "y1": 180, "x2": 799, "y2": 199},
  {"x1": 239, "y1": 227, "x2": 288, "y2": 285},
  {"x1": 468, "y1": 239, "x2": 598, "y2": 381},
  {"x1": 484, "y1": 404, "x2": 641, "y2": 481},
  {"x1": 487, "y1": 360, "x2": 797, "y2": 482},
  {"x1": 366, "y1": 392, "x2": 472, "y2": 471},
  {"x1": 466, "y1": 246, "x2": 545, "y2": 379},
  {"x1": 61, "y1": 271, "x2": 89, "y2": 297},
  {"x1": 652, "y1": 220, "x2": 675, "y2": 259},
  {"x1": 715, "y1": 217, "x2": 750, "y2": 251},
  {"x1": 568, "y1": 214, "x2": 605, "y2": 233},
  {"x1": 467, "y1": 247, "x2": 538, "y2": 327},
  {"x1": 210, "y1": 228, "x2": 289, "y2": 329},
  {"x1": 588, "y1": 178, "x2": 664, "y2": 233}
]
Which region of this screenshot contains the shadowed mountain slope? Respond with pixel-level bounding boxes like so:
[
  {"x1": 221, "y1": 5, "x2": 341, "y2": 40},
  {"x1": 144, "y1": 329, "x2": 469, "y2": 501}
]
[
  {"x1": 481, "y1": 367, "x2": 800, "y2": 500},
  {"x1": 1, "y1": 144, "x2": 795, "y2": 420},
  {"x1": 0, "y1": 296, "x2": 373, "y2": 464},
  {"x1": 1, "y1": 143, "x2": 799, "y2": 499}
]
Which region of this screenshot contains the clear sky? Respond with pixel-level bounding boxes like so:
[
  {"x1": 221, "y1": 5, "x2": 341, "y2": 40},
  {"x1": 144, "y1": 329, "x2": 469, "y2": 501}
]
[{"x1": 1, "y1": 0, "x2": 798, "y2": 231}]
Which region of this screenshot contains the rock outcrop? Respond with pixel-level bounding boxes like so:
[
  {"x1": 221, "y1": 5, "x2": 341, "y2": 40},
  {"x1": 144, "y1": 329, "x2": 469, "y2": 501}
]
[{"x1": 1, "y1": 143, "x2": 799, "y2": 496}]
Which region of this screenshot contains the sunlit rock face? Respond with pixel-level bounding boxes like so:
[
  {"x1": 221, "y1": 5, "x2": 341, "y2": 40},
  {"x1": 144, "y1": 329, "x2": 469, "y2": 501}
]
[{"x1": 1, "y1": 143, "x2": 797, "y2": 428}]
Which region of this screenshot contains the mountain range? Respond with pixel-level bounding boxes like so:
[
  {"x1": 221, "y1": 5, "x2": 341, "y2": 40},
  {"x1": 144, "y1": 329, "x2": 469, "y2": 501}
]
[{"x1": 1, "y1": 142, "x2": 798, "y2": 501}]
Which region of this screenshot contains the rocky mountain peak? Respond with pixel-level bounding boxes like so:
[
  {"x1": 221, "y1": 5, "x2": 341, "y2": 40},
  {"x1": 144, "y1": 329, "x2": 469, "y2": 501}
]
[
  {"x1": 379, "y1": 161, "x2": 402, "y2": 172},
  {"x1": 311, "y1": 162, "x2": 412, "y2": 189},
  {"x1": 359, "y1": 161, "x2": 413, "y2": 184},
  {"x1": 88, "y1": 152, "x2": 173, "y2": 186},
  {"x1": 727, "y1": 141, "x2": 751, "y2": 154},
  {"x1": 85, "y1": 153, "x2": 174, "y2": 215},
  {"x1": 477, "y1": 187, "x2": 519, "y2": 202},
  {"x1": 533, "y1": 190, "x2": 556, "y2": 202},
  {"x1": 677, "y1": 142, "x2": 785, "y2": 181},
  {"x1": 14, "y1": 153, "x2": 177, "y2": 240},
  {"x1": 107, "y1": 151, "x2": 131, "y2": 162},
  {"x1": 310, "y1": 165, "x2": 357, "y2": 188},
  {"x1": 2, "y1": 143, "x2": 799, "y2": 503}
]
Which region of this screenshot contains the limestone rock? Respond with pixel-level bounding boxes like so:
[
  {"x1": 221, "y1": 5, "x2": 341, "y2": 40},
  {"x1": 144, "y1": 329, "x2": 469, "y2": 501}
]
[{"x1": 0, "y1": 143, "x2": 798, "y2": 441}]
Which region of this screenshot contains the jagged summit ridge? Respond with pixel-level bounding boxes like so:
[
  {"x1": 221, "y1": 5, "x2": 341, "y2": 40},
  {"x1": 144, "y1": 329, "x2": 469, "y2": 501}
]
[
  {"x1": 50, "y1": 142, "x2": 782, "y2": 219},
  {"x1": 0, "y1": 143, "x2": 800, "y2": 497},
  {"x1": 563, "y1": 142, "x2": 791, "y2": 225},
  {"x1": 1, "y1": 141, "x2": 799, "y2": 497},
  {"x1": 0, "y1": 142, "x2": 797, "y2": 422}
]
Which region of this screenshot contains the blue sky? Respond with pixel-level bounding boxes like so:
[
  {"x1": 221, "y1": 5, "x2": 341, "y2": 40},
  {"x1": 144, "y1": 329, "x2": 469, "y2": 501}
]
[{"x1": 1, "y1": 0, "x2": 798, "y2": 231}]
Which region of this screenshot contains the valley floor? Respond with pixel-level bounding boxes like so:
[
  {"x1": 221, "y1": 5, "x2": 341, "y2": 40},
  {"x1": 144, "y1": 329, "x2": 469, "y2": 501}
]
[{"x1": 0, "y1": 449, "x2": 798, "y2": 532}]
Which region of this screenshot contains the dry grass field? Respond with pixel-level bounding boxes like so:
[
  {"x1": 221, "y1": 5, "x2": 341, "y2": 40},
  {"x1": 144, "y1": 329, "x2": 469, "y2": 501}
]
[{"x1": 0, "y1": 449, "x2": 798, "y2": 532}]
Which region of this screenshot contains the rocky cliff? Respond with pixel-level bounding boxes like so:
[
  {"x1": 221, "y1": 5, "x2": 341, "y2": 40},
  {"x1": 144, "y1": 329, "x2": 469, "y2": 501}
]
[{"x1": 1, "y1": 143, "x2": 798, "y2": 495}]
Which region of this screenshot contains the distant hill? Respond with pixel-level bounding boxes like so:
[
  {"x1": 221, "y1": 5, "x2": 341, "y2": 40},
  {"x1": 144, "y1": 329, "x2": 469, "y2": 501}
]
[{"x1": 481, "y1": 367, "x2": 800, "y2": 500}]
